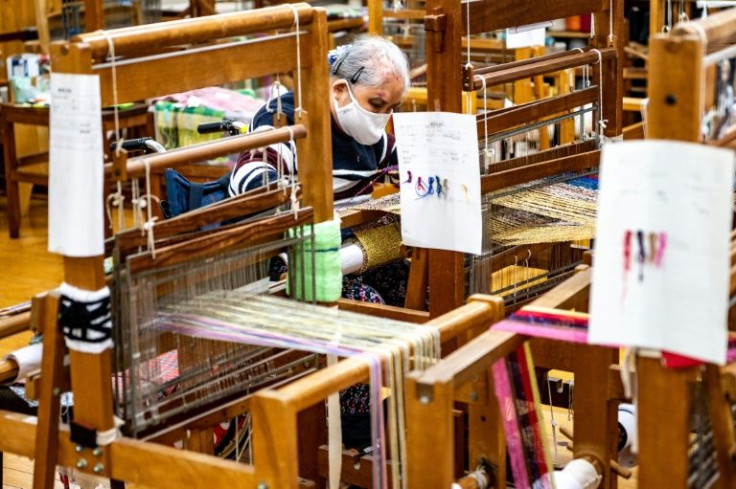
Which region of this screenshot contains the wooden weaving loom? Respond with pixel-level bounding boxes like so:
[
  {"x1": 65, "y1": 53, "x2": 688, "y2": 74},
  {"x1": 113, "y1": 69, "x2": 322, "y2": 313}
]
[
  {"x1": 396, "y1": 0, "x2": 626, "y2": 319},
  {"x1": 634, "y1": 8, "x2": 736, "y2": 487},
  {"x1": 0, "y1": 7, "x2": 517, "y2": 489},
  {"x1": 0, "y1": 4, "x2": 330, "y2": 487},
  {"x1": 404, "y1": 263, "x2": 626, "y2": 489},
  {"x1": 394, "y1": 1, "x2": 627, "y2": 486}
]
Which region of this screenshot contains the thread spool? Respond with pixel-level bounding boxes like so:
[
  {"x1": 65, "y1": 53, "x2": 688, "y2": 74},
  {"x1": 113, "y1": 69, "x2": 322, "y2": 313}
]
[
  {"x1": 617, "y1": 403, "x2": 637, "y2": 468},
  {"x1": 352, "y1": 222, "x2": 403, "y2": 271},
  {"x1": 552, "y1": 458, "x2": 602, "y2": 489},
  {"x1": 3, "y1": 343, "x2": 42, "y2": 383}
]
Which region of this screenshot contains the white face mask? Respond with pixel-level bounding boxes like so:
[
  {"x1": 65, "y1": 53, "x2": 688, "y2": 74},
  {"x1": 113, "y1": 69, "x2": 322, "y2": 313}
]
[{"x1": 333, "y1": 82, "x2": 392, "y2": 146}]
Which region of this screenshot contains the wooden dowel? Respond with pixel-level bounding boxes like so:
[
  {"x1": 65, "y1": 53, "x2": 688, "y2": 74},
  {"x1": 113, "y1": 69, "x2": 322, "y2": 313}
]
[
  {"x1": 73, "y1": 3, "x2": 315, "y2": 60},
  {"x1": 469, "y1": 48, "x2": 616, "y2": 91},
  {"x1": 107, "y1": 125, "x2": 307, "y2": 179},
  {"x1": 477, "y1": 87, "x2": 599, "y2": 135},
  {"x1": 673, "y1": 8, "x2": 736, "y2": 49},
  {"x1": 471, "y1": 48, "x2": 585, "y2": 77},
  {"x1": 0, "y1": 312, "x2": 31, "y2": 339},
  {"x1": 0, "y1": 359, "x2": 19, "y2": 384},
  {"x1": 480, "y1": 150, "x2": 600, "y2": 194}
]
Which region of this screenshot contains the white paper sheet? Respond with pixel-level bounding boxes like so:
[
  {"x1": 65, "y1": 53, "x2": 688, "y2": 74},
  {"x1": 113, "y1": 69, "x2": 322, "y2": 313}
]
[
  {"x1": 505, "y1": 22, "x2": 549, "y2": 49},
  {"x1": 589, "y1": 140, "x2": 734, "y2": 364},
  {"x1": 48, "y1": 73, "x2": 105, "y2": 257},
  {"x1": 393, "y1": 112, "x2": 482, "y2": 255}
]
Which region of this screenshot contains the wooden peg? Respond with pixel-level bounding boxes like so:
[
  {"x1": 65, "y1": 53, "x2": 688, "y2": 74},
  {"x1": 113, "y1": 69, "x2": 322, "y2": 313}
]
[
  {"x1": 112, "y1": 146, "x2": 128, "y2": 182},
  {"x1": 31, "y1": 292, "x2": 48, "y2": 334},
  {"x1": 610, "y1": 459, "x2": 633, "y2": 479}
]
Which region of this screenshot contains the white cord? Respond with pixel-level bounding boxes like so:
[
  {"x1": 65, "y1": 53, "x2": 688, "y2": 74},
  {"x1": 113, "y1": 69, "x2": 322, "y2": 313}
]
[
  {"x1": 546, "y1": 376, "x2": 559, "y2": 465},
  {"x1": 288, "y1": 5, "x2": 304, "y2": 118},
  {"x1": 465, "y1": 0, "x2": 471, "y2": 67},
  {"x1": 285, "y1": 126, "x2": 300, "y2": 218},
  {"x1": 609, "y1": 0, "x2": 614, "y2": 45},
  {"x1": 640, "y1": 97, "x2": 649, "y2": 138},
  {"x1": 142, "y1": 159, "x2": 158, "y2": 258},
  {"x1": 590, "y1": 49, "x2": 607, "y2": 144}
]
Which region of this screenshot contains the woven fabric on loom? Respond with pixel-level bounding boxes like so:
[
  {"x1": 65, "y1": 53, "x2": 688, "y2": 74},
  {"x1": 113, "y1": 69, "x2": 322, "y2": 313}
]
[
  {"x1": 347, "y1": 176, "x2": 599, "y2": 246},
  {"x1": 486, "y1": 175, "x2": 599, "y2": 246}
]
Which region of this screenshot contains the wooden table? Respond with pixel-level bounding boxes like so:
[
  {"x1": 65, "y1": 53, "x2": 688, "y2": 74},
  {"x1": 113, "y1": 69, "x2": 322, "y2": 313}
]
[{"x1": 1, "y1": 102, "x2": 154, "y2": 238}]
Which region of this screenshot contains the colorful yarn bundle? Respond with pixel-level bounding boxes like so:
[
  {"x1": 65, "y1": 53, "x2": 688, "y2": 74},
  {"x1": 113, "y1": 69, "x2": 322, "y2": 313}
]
[
  {"x1": 492, "y1": 343, "x2": 554, "y2": 489},
  {"x1": 493, "y1": 306, "x2": 590, "y2": 344}
]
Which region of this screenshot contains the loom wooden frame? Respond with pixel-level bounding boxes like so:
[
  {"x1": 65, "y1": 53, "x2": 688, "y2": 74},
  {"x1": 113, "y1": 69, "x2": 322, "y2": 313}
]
[
  {"x1": 397, "y1": 1, "x2": 625, "y2": 485},
  {"x1": 416, "y1": 0, "x2": 624, "y2": 318},
  {"x1": 405, "y1": 265, "x2": 623, "y2": 489},
  {"x1": 636, "y1": 8, "x2": 736, "y2": 487},
  {"x1": 0, "y1": 5, "x2": 337, "y2": 489}
]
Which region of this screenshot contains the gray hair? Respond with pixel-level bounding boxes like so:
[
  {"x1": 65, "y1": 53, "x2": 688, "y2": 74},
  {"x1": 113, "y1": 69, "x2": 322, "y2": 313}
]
[{"x1": 329, "y1": 36, "x2": 410, "y2": 93}]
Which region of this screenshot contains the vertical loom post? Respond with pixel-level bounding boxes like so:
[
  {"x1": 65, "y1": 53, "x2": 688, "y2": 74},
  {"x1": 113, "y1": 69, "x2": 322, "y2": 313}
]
[
  {"x1": 641, "y1": 30, "x2": 707, "y2": 488},
  {"x1": 48, "y1": 40, "x2": 116, "y2": 474},
  {"x1": 252, "y1": 391, "x2": 301, "y2": 488},
  {"x1": 593, "y1": 0, "x2": 624, "y2": 137},
  {"x1": 467, "y1": 372, "x2": 506, "y2": 488},
  {"x1": 406, "y1": 374, "x2": 455, "y2": 487},
  {"x1": 424, "y1": 0, "x2": 465, "y2": 317},
  {"x1": 648, "y1": 33, "x2": 704, "y2": 141},
  {"x1": 650, "y1": 0, "x2": 667, "y2": 37},
  {"x1": 572, "y1": 345, "x2": 619, "y2": 489},
  {"x1": 85, "y1": 0, "x2": 104, "y2": 31},
  {"x1": 637, "y1": 356, "x2": 697, "y2": 487},
  {"x1": 298, "y1": 8, "x2": 333, "y2": 223},
  {"x1": 33, "y1": 0, "x2": 50, "y2": 53},
  {"x1": 32, "y1": 294, "x2": 64, "y2": 489},
  {"x1": 367, "y1": 0, "x2": 383, "y2": 35}
]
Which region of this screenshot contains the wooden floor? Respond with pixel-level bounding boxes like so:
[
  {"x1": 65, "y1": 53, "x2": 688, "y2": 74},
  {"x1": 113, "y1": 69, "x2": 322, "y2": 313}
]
[
  {"x1": 0, "y1": 196, "x2": 64, "y2": 489},
  {"x1": 0, "y1": 196, "x2": 639, "y2": 488}
]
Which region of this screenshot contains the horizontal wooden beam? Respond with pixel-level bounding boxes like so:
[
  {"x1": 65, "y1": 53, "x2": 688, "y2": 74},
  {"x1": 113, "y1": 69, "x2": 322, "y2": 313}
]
[
  {"x1": 468, "y1": 48, "x2": 615, "y2": 90},
  {"x1": 89, "y1": 35, "x2": 308, "y2": 106},
  {"x1": 477, "y1": 87, "x2": 598, "y2": 135},
  {"x1": 73, "y1": 3, "x2": 315, "y2": 60},
  {"x1": 488, "y1": 140, "x2": 598, "y2": 174},
  {"x1": 337, "y1": 299, "x2": 430, "y2": 323},
  {"x1": 465, "y1": 0, "x2": 606, "y2": 35},
  {"x1": 481, "y1": 150, "x2": 600, "y2": 194}
]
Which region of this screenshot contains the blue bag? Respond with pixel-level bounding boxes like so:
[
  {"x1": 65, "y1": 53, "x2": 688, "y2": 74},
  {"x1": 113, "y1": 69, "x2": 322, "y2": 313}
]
[{"x1": 162, "y1": 168, "x2": 231, "y2": 219}]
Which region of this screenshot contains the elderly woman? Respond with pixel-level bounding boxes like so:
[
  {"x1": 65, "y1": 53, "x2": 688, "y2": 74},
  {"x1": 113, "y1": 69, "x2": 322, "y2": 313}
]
[{"x1": 228, "y1": 36, "x2": 410, "y2": 199}]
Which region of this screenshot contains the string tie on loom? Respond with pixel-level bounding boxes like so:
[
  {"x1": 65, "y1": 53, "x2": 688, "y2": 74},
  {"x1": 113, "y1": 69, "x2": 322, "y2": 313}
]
[
  {"x1": 141, "y1": 159, "x2": 158, "y2": 258},
  {"x1": 101, "y1": 32, "x2": 127, "y2": 230},
  {"x1": 285, "y1": 125, "x2": 300, "y2": 218},
  {"x1": 590, "y1": 48, "x2": 610, "y2": 147},
  {"x1": 105, "y1": 182, "x2": 125, "y2": 231},
  {"x1": 287, "y1": 4, "x2": 304, "y2": 119}
]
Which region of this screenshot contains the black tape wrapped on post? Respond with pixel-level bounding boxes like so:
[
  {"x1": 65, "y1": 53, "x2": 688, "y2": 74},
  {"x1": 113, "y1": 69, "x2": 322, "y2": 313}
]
[{"x1": 58, "y1": 283, "x2": 113, "y2": 353}]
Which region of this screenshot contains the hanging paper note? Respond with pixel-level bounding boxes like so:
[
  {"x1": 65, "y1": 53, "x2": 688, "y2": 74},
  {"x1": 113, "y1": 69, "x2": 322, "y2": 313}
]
[
  {"x1": 393, "y1": 112, "x2": 482, "y2": 255},
  {"x1": 48, "y1": 73, "x2": 104, "y2": 257},
  {"x1": 505, "y1": 22, "x2": 550, "y2": 49},
  {"x1": 589, "y1": 140, "x2": 734, "y2": 364}
]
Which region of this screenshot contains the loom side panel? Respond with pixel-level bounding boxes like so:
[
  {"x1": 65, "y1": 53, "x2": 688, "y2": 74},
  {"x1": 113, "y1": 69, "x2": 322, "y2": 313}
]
[
  {"x1": 109, "y1": 438, "x2": 256, "y2": 489},
  {"x1": 465, "y1": 0, "x2": 607, "y2": 35}
]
